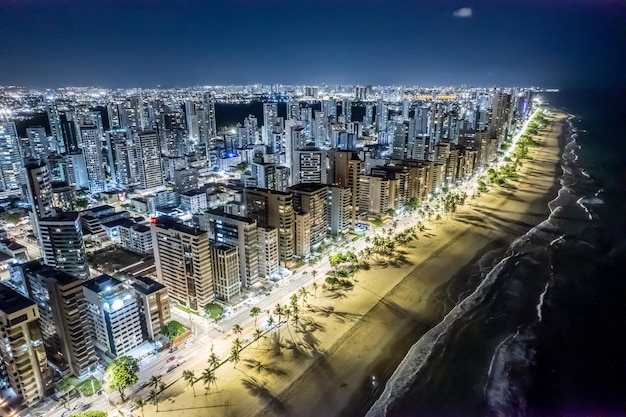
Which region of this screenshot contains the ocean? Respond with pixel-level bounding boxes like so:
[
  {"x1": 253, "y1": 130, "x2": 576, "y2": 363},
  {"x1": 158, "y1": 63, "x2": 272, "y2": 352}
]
[{"x1": 366, "y1": 89, "x2": 626, "y2": 417}]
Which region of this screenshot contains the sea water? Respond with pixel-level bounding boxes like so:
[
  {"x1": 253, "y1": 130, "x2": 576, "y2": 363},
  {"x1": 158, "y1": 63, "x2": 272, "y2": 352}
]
[{"x1": 366, "y1": 89, "x2": 626, "y2": 417}]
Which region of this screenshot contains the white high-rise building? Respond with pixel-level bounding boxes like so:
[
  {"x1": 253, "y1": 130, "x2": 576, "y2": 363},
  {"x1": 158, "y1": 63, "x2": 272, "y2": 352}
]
[
  {"x1": 79, "y1": 119, "x2": 106, "y2": 193},
  {"x1": 262, "y1": 103, "x2": 279, "y2": 145},
  {"x1": 83, "y1": 275, "x2": 144, "y2": 358},
  {"x1": 137, "y1": 131, "x2": 164, "y2": 190}
]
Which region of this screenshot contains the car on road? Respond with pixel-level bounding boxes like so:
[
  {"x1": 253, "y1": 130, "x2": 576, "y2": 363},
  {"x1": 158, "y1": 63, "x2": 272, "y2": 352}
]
[
  {"x1": 166, "y1": 364, "x2": 178, "y2": 373},
  {"x1": 166, "y1": 356, "x2": 175, "y2": 362}
]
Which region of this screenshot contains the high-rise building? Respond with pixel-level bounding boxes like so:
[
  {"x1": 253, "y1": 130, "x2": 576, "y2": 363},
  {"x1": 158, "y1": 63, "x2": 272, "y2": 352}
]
[
  {"x1": 199, "y1": 209, "x2": 259, "y2": 288},
  {"x1": 293, "y1": 148, "x2": 327, "y2": 185},
  {"x1": 24, "y1": 159, "x2": 56, "y2": 221},
  {"x1": 151, "y1": 216, "x2": 213, "y2": 313},
  {"x1": 137, "y1": 131, "x2": 164, "y2": 190},
  {"x1": 0, "y1": 120, "x2": 23, "y2": 194},
  {"x1": 202, "y1": 93, "x2": 217, "y2": 140},
  {"x1": 0, "y1": 284, "x2": 51, "y2": 406},
  {"x1": 38, "y1": 212, "x2": 89, "y2": 280},
  {"x1": 294, "y1": 211, "x2": 311, "y2": 258},
  {"x1": 210, "y1": 243, "x2": 241, "y2": 302},
  {"x1": 244, "y1": 188, "x2": 295, "y2": 266},
  {"x1": 131, "y1": 276, "x2": 171, "y2": 342},
  {"x1": 392, "y1": 121, "x2": 410, "y2": 160},
  {"x1": 257, "y1": 227, "x2": 279, "y2": 278},
  {"x1": 79, "y1": 120, "x2": 106, "y2": 193},
  {"x1": 376, "y1": 99, "x2": 388, "y2": 133},
  {"x1": 262, "y1": 103, "x2": 279, "y2": 145},
  {"x1": 45, "y1": 96, "x2": 64, "y2": 153},
  {"x1": 110, "y1": 129, "x2": 140, "y2": 188},
  {"x1": 20, "y1": 261, "x2": 97, "y2": 377},
  {"x1": 83, "y1": 275, "x2": 144, "y2": 358},
  {"x1": 25, "y1": 126, "x2": 50, "y2": 159},
  {"x1": 287, "y1": 183, "x2": 329, "y2": 248},
  {"x1": 184, "y1": 101, "x2": 199, "y2": 142},
  {"x1": 328, "y1": 185, "x2": 351, "y2": 235}
]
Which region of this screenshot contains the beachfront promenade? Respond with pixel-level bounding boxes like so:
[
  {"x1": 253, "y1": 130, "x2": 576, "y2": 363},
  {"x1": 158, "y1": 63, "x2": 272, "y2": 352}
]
[{"x1": 46, "y1": 109, "x2": 562, "y2": 417}]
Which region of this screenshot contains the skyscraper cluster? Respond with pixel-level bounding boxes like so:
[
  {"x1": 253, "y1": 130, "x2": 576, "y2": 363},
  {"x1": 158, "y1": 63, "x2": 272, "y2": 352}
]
[{"x1": 0, "y1": 84, "x2": 534, "y2": 408}]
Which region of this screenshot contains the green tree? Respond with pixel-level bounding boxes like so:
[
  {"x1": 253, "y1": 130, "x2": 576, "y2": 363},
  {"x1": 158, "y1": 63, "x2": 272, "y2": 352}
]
[
  {"x1": 161, "y1": 320, "x2": 186, "y2": 348},
  {"x1": 249, "y1": 307, "x2": 262, "y2": 327},
  {"x1": 56, "y1": 377, "x2": 75, "y2": 410},
  {"x1": 182, "y1": 370, "x2": 197, "y2": 397},
  {"x1": 204, "y1": 303, "x2": 224, "y2": 319},
  {"x1": 103, "y1": 356, "x2": 139, "y2": 402},
  {"x1": 386, "y1": 208, "x2": 397, "y2": 218},
  {"x1": 75, "y1": 198, "x2": 89, "y2": 211},
  {"x1": 232, "y1": 324, "x2": 243, "y2": 337}
]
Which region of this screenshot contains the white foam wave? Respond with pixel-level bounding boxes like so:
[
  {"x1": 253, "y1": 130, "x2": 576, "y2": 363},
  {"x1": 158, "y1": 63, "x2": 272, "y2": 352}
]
[
  {"x1": 550, "y1": 234, "x2": 566, "y2": 247},
  {"x1": 366, "y1": 112, "x2": 583, "y2": 416},
  {"x1": 576, "y1": 197, "x2": 594, "y2": 220},
  {"x1": 484, "y1": 329, "x2": 535, "y2": 417},
  {"x1": 365, "y1": 254, "x2": 517, "y2": 417},
  {"x1": 536, "y1": 282, "x2": 550, "y2": 322}
]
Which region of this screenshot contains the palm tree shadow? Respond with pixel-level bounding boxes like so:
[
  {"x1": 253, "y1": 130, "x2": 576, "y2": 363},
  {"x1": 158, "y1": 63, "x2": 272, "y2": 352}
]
[
  {"x1": 241, "y1": 376, "x2": 287, "y2": 415},
  {"x1": 242, "y1": 358, "x2": 288, "y2": 376}
]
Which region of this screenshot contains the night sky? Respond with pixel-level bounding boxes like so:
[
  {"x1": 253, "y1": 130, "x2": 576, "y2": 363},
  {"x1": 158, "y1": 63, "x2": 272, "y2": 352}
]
[{"x1": 0, "y1": 0, "x2": 623, "y2": 88}]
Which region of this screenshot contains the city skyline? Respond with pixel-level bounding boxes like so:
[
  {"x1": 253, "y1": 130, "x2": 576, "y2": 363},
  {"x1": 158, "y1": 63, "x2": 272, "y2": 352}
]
[{"x1": 0, "y1": 0, "x2": 624, "y2": 89}]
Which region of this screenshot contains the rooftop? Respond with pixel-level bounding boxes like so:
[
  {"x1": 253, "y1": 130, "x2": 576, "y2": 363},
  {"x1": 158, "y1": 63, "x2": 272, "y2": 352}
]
[
  {"x1": 131, "y1": 276, "x2": 166, "y2": 295},
  {"x1": 0, "y1": 283, "x2": 35, "y2": 315},
  {"x1": 287, "y1": 182, "x2": 329, "y2": 193},
  {"x1": 83, "y1": 274, "x2": 122, "y2": 295}
]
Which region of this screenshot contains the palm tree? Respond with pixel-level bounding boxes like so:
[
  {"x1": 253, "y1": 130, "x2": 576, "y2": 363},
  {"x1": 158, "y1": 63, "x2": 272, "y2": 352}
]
[
  {"x1": 311, "y1": 282, "x2": 319, "y2": 298},
  {"x1": 207, "y1": 346, "x2": 221, "y2": 370},
  {"x1": 182, "y1": 370, "x2": 196, "y2": 397},
  {"x1": 312, "y1": 269, "x2": 317, "y2": 282},
  {"x1": 253, "y1": 328, "x2": 264, "y2": 345},
  {"x1": 134, "y1": 398, "x2": 147, "y2": 417},
  {"x1": 201, "y1": 368, "x2": 217, "y2": 395},
  {"x1": 149, "y1": 375, "x2": 164, "y2": 410},
  {"x1": 232, "y1": 337, "x2": 243, "y2": 352},
  {"x1": 298, "y1": 287, "x2": 309, "y2": 306},
  {"x1": 266, "y1": 315, "x2": 275, "y2": 330},
  {"x1": 250, "y1": 307, "x2": 262, "y2": 327},
  {"x1": 290, "y1": 293, "x2": 299, "y2": 310},
  {"x1": 232, "y1": 324, "x2": 243, "y2": 338},
  {"x1": 150, "y1": 382, "x2": 165, "y2": 411},
  {"x1": 229, "y1": 345, "x2": 241, "y2": 368}
]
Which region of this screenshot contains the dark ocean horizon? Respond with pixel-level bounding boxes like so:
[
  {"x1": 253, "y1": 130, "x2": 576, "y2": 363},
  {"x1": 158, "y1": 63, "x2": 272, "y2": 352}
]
[{"x1": 365, "y1": 88, "x2": 626, "y2": 417}]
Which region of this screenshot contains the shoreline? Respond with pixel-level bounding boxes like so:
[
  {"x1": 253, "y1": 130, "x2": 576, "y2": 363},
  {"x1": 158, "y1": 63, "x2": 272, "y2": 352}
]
[
  {"x1": 268, "y1": 111, "x2": 567, "y2": 417},
  {"x1": 146, "y1": 111, "x2": 566, "y2": 417}
]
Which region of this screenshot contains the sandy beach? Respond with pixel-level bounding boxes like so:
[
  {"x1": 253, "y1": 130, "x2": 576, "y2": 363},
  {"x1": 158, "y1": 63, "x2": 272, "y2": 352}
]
[{"x1": 144, "y1": 111, "x2": 566, "y2": 417}]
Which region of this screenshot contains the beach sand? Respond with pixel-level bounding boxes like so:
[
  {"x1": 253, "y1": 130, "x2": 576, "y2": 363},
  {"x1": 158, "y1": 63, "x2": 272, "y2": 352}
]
[{"x1": 145, "y1": 112, "x2": 566, "y2": 417}]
